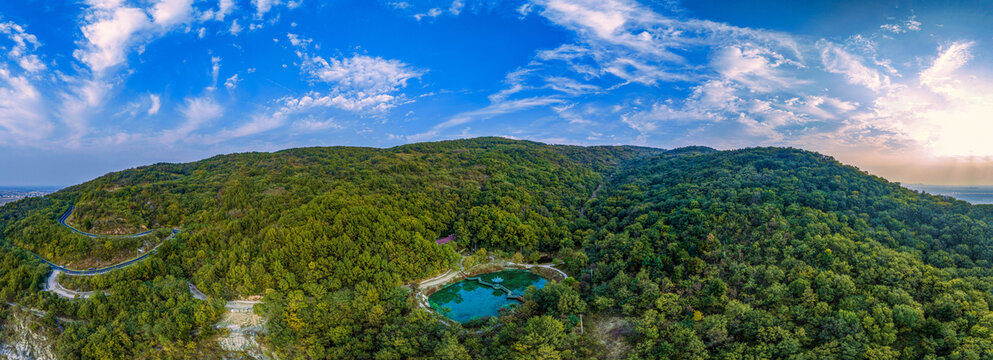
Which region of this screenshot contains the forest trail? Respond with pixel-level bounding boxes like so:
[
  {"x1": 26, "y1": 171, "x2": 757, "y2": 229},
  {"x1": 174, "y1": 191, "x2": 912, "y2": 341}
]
[
  {"x1": 504, "y1": 262, "x2": 569, "y2": 281},
  {"x1": 580, "y1": 177, "x2": 609, "y2": 218},
  {"x1": 5, "y1": 301, "x2": 79, "y2": 324},
  {"x1": 419, "y1": 269, "x2": 463, "y2": 290},
  {"x1": 188, "y1": 282, "x2": 209, "y2": 300}
]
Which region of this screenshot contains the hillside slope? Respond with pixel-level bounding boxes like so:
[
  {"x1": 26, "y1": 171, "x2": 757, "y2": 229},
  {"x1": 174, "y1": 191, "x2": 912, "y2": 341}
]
[
  {"x1": 3, "y1": 139, "x2": 993, "y2": 358},
  {"x1": 585, "y1": 147, "x2": 993, "y2": 358},
  {"x1": 1, "y1": 138, "x2": 655, "y2": 297}
]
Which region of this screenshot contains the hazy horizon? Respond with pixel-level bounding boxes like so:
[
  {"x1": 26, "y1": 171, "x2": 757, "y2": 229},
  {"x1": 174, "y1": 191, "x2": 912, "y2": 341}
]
[{"x1": 6, "y1": 138, "x2": 993, "y2": 188}]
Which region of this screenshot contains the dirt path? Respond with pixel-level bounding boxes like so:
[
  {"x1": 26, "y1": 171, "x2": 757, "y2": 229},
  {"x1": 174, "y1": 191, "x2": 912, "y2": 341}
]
[
  {"x1": 580, "y1": 179, "x2": 607, "y2": 218},
  {"x1": 188, "y1": 282, "x2": 262, "y2": 312},
  {"x1": 505, "y1": 262, "x2": 569, "y2": 280},
  {"x1": 226, "y1": 300, "x2": 261, "y2": 313},
  {"x1": 4, "y1": 302, "x2": 79, "y2": 324},
  {"x1": 418, "y1": 269, "x2": 462, "y2": 290},
  {"x1": 188, "y1": 282, "x2": 209, "y2": 300}
]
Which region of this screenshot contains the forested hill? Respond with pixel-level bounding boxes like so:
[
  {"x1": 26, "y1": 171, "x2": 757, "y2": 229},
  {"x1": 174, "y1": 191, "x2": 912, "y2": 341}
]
[
  {"x1": 1, "y1": 137, "x2": 660, "y2": 297},
  {"x1": 3, "y1": 139, "x2": 993, "y2": 358},
  {"x1": 586, "y1": 147, "x2": 993, "y2": 358}
]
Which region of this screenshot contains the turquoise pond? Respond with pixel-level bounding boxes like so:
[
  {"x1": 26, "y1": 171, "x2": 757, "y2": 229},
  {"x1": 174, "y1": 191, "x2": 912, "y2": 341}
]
[{"x1": 428, "y1": 270, "x2": 547, "y2": 323}]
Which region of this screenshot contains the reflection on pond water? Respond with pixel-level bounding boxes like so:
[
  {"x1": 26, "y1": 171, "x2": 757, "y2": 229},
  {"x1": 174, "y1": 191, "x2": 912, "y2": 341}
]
[{"x1": 428, "y1": 270, "x2": 547, "y2": 323}]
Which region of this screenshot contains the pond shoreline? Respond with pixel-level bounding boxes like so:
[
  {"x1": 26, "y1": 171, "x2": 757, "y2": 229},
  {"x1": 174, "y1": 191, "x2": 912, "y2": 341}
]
[
  {"x1": 427, "y1": 269, "x2": 547, "y2": 323},
  {"x1": 413, "y1": 255, "x2": 570, "y2": 324}
]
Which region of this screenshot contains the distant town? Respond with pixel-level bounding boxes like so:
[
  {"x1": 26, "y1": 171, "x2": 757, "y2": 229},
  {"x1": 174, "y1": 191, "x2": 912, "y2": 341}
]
[{"x1": 0, "y1": 187, "x2": 59, "y2": 206}]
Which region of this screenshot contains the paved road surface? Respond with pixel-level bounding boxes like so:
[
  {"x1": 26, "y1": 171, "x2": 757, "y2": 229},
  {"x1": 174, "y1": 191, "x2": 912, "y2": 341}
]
[
  {"x1": 58, "y1": 205, "x2": 158, "y2": 238},
  {"x1": 31, "y1": 205, "x2": 180, "y2": 275},
  {"x1": 45, "y1": 270, "x2": 95, "y2": 299},
  {"x1": 35, "y1": 205, "x2": 264, "y2": 312}
]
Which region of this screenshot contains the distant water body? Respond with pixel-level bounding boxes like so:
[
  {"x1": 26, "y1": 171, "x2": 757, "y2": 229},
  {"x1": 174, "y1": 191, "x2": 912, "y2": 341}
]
[{"x1": 904, "y1": 184, "x2": 993, "y2": 205}]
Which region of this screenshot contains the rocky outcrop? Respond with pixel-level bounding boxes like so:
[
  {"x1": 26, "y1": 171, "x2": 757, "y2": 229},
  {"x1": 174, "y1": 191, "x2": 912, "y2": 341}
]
[{"x1": 0, "y1": 309, "x2": 57, "y2": 360}]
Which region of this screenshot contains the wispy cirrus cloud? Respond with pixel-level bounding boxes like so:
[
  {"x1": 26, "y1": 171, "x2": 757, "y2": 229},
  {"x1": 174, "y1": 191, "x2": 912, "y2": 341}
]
[
  {"x1": 0, "y1": 21, "x2": 53, "y2": 145},
  {"x1": 162, "y1": 95, "x2": 224, "y2": 141},
  {"x1": 408, "y1": 96, "x2": 563, "y2": 141}
]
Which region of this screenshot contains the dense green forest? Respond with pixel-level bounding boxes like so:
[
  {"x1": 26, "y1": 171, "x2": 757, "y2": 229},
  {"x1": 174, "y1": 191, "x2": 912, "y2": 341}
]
[{"x1": 3, "y1": 138, "x2": 993, "y2": 358}]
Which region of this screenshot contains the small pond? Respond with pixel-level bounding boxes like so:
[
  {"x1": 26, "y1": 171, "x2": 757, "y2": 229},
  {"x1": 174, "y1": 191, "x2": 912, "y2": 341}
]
[{"x1": 428, "y1": 269, "x2": 547, "y2": 323}]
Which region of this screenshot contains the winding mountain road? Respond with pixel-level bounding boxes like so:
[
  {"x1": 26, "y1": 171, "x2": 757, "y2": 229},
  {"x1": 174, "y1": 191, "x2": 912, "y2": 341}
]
[
  {"x1": 32, "y1": 206, "x2": 179, "y2": 276},
  {"x1": 58, "y1": 205, "x2": 158, "y2": 238},
  {"x1": 19, "y1": 204, "x2": 265, "y2": 317},
  {"x1": 34, "y1": 205, "x2": 179, "y2": 299},
  {"x1": 45, "y1": 270, "x2": 95, "y2": 299}
]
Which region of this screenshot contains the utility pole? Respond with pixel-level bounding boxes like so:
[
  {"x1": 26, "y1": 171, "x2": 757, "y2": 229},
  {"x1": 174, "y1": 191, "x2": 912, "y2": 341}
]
[{"x1": 580, "y1": 314, "x2": 584, "y2": 334}]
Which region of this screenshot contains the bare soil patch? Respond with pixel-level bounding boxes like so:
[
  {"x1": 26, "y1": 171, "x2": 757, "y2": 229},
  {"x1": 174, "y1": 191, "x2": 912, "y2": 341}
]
[{"x1": 591, "y1": 314, "x2": 632, "y2": 359}]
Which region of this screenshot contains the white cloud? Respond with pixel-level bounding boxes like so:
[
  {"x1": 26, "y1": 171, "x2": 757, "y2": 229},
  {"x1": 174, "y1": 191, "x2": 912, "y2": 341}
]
[
  {"x1": 224, "y1": 74, "x2": 241, "y2": 89},
  {"x1": 212, "y1": 113, "x2": 284, "y2": 141},
  {"x1": 864, "y1": 41, "x2": 993, "y2": 158},
  {"x1": 880, "y1": 15, "x2": 922, "y2": 34},
  {"x1": 151, "y1": 0, "x2": 193, "y2": 27},
  {"x1": 517, "y1": 0, "x2": 801, "y2": 91},
  {"x1": 711, "y1": 46, "x2": 800, "y2": 92},
  {"x1": 544, "y1": 76, "x2": 600, "y2": 96},
  {"x1": 292, "y1": 118, "x2": 342, "y2": 131},
  {"x1": 919, "y1": 41, "x2": 974, "y2": 97},
  {"x1": 450, "y1": 0, "x2": 464, "y2": 15},
  {"x1": 820, "y1": 43, "x2": 891, "y2": 92},
  {"x1": 74, "y1": 5, "x2": 151, "y2": 74},
  {"x1": 148, "y1": 94, "x2": 161, "y2": 115},
  {"x1": 0, "y1": 68, "x2": 53, "y2": 144},
  {"x1": 518, "y1": 3, "x2": 534, "y2": 17},
  {"x1": 286, "y1": 33, "x2": 311, "y2": 47},
  {"x1": 414, "y1": 8, "x2": 443, "y2": 21},
  {"x1": 622, "y1": 103, "x2": 710, "y2": 134},
  {"x1": 218, "y1": 0, "x2": 236, "y2": 20},
  {"x1": 58, "y1": 79, "x2": 110, "y2": 146},
  {"x1": 409, "y1": 97, "x2": 563, "y2": 141},
  {"x1": 199, "y1": 0, "x2": 235, "y2": 21},
  {"x1": 289, "y1": 39, "x2": 425, "y2": 114},
  {"x1": 51, "y1": 0, "x2": 203, "y2": 148},
  {"x1": 283, "y1": 91, "x2": 405, "y2": 114},
  {"x1": 0, "y1": 22, "x2": 46, "y2": 73},
  {"x1": 211, "y1": 56, "x2": 221, "y2": 87},
  {"x1": 163, "y1": 96, "x2": 223, "y2": 140},
  {"x1": 305, "y1": 55, "x2": 422, "y2": 95},
  {"x1": 253, "y1": 0, "x2": 278, "y2": 18},
  {"x1": 75, "y1": 0, "x2": 199, "y2": 75},
  {"x1": 229, "y1": 19, "x2": 243, "y2": 35}
]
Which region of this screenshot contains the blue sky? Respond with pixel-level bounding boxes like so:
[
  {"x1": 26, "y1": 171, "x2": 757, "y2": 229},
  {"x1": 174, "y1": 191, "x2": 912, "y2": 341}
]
[{"x1": 2, "y1": 0, "x2": 993, "y2": 186}]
